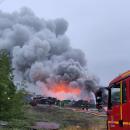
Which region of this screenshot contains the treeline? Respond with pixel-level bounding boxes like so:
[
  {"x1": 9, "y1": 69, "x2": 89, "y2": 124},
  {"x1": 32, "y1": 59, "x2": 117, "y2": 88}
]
[{"x1": 0, "y1": 50, "x2": 25, "y2": 121}]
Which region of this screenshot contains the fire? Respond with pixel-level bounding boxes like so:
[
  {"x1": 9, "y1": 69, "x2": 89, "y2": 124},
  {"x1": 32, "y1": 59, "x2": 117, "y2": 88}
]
[
  {"x1": 51, "y1": 83, "x2": 80, "y2": 95},
  {"x1": 49, "y1": 83, "x2": 81, "y2": 100}
]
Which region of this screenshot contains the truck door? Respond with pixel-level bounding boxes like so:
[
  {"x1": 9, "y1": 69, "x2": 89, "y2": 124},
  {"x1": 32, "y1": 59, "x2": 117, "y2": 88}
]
[
  {"x1": 122, "y1": 80, "x2": 129, "y2": 130},
  {"x1": 108, "y1": 81, "x2": 128, "y2": 130}
]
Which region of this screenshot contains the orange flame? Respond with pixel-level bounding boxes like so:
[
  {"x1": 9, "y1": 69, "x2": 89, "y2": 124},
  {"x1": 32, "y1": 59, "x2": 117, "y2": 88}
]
[
  {"x1": 49, "y1": 83, "x2": 81, "y2": 100},
  {"x1": 51, "y1": 83, "x2": 80, "y2": 95}
]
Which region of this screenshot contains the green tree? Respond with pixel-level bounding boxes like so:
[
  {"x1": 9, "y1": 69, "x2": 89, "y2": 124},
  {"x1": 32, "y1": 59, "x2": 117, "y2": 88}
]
[{"x1": 0, "y1": 50, "x2": 25, "y2": 120}]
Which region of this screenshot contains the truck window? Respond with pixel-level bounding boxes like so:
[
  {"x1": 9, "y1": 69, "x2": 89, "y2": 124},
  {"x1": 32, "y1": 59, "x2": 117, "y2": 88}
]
[{"x1": 111, "y1": 84, "x2": 120, "y2": 106}]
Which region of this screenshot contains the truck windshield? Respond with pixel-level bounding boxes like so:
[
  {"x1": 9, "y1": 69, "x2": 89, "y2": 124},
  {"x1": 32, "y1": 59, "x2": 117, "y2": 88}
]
[{"x1": 111, "y1": 84, "x2": 120, "y2": 106}]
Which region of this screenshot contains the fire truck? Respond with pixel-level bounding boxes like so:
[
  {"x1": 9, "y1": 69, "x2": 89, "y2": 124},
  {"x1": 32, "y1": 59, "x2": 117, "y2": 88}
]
[
  {"x1": 29, "y1": 70, "x2": 130, "y2": 130},
  {"x1": 107, "y1": 70, "x2": 130, "y2": 130}
]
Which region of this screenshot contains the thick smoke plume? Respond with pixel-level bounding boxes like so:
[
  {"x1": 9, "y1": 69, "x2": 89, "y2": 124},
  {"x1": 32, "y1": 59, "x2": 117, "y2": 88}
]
[{"x1": 0, "y1": 7, "x2": 98, "y2": 101}]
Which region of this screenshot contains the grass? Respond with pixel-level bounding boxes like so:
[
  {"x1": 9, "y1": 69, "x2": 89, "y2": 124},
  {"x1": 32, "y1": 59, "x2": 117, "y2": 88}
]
[
  {"x1": 0, "y1": 105, "x2": 106, "y2": 130},
  {"x1": 25, "y1": 105, "x2": 106, "y2": 129},
  {"x1": 60, "y1": 125, "x2": 106, "y2": 130}
]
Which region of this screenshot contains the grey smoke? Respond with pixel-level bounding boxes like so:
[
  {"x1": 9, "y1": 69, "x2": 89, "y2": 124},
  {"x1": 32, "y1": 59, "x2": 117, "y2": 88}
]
[{"x1": 0, "y1": 7, "x2": 98, "y2": 100}]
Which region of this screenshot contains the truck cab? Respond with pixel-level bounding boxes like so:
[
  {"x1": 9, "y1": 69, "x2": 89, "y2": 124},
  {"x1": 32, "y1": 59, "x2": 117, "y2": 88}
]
[{"x1": 107, "y1": 70, "x2": 130, "y2": 130}]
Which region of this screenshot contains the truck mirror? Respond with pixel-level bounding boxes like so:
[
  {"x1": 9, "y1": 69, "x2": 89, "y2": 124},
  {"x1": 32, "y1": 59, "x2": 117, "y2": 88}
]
[
  {"x1": 108, "y1": 88, "x2": 112, "y2": 109},
  {"x1": 96, "y1": 87, "x2": 108, "y2": 106}
]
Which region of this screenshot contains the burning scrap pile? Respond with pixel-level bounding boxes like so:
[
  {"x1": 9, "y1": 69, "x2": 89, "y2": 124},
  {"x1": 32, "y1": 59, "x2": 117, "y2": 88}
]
[{"x1": 0, "y1": 8, "x2": 99, "y2": 102}]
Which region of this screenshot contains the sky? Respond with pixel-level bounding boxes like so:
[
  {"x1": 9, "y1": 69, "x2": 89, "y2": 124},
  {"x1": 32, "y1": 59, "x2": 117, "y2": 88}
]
[{"x1": 0, "y1": 0, "x2": 130, "y2": 86}]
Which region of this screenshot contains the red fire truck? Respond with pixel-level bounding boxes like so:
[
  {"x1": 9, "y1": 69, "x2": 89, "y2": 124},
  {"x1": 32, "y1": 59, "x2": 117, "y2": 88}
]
[{"x1": 107, "y1": 70, "x2": 130, "y2": 130}]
